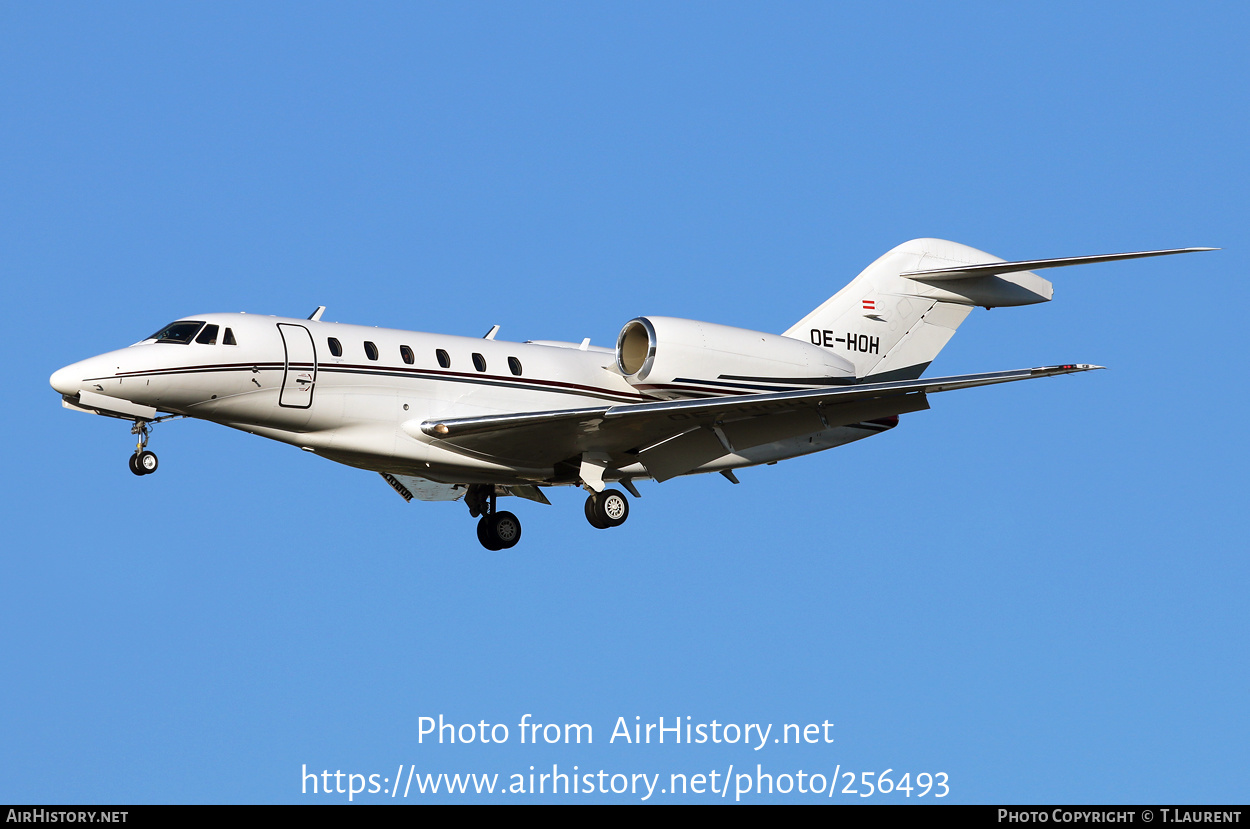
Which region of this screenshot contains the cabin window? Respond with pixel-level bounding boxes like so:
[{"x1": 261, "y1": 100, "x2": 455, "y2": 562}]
[
  {"x1": 147, "y1": 321, "x2": 204, "y2": 344},
  {"x1": 472, "y1": 353, "x2": 486, "y2": 372},
  {"x1": 400, "y1": 345, "x2": 414, "y2": 365},
  {"x1": 223, "y1": 328, "x2": 237, "y2": 345},
  {"x1": 436, "y1": 349, "x2": 451, "y2": 368},
  {"x1": 195, "y1": 324, "x2": 219, "y2": 345},
  {"x1": 364, "y1": 341, "x2": 378, "y2": 361},
  {"x1": 508, "y1": 356, "x2": 522, "y2": 376},
  {"x1": 328, "y1": 337, "x2": 342, "y2": 357}
]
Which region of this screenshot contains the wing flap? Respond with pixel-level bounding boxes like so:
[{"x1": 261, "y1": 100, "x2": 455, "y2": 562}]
[
  {"x1": 719, "y1": 408, "x2": 827, "y2": 452},
  {"x1": 639, "y1": 427, "x2": 729, "y2": 483}
]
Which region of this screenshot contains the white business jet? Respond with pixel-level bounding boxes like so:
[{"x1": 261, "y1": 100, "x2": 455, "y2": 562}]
[{"x1": 50, "y1": 239, "x2": 1209, "y2": 549}]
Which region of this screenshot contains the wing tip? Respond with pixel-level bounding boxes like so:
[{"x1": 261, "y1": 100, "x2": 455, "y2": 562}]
[{"x1": 1035, "y1": 363, "x2": 1105, "y2": 376}]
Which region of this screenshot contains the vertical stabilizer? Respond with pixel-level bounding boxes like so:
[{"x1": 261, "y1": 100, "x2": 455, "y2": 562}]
[{"x1": 784, "y1": 239, "x2": 1052, "y2": 380}]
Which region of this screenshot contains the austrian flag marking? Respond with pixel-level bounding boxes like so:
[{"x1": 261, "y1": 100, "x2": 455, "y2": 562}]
[{"x1": 862, "y1": 299, "x2": 876, "y2": 311}]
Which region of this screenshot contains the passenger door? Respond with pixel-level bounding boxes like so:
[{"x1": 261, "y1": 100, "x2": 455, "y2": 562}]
[{"x1": 277, "y1": 323, "x2": 317, "y2": 408}]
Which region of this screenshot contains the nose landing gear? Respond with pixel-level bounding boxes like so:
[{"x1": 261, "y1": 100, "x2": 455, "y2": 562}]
[{"x1": 128, "y1": 420, "x2": 158, "y2": 476}]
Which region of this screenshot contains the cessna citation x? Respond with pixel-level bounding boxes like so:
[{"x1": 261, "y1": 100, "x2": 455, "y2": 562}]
[{"x1": 50, "y1": 239, "x2": 1210, "y2": 549}]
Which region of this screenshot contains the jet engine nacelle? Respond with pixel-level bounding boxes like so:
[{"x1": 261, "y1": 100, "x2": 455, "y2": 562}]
[{"x1": 615, "y1": 316, "x2": 855, "y2": 399}]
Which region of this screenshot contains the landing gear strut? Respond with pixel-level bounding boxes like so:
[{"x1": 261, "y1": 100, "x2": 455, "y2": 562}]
[
  {"x1": 128, "y1": 420, "x2": 158, "y2": 476},
  {"x1": 467, "y1": 484, "x2": 522, "y2": 551},
  {"x1": 585, "y1": 489, "x2": 629, "y2": 529}
]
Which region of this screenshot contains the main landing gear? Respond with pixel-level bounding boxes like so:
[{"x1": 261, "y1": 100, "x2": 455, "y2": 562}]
[
  {"x1": 462, "y1": 484, "x2": 633, "y2": 549},
  {"x1": 466, "y1": 484, "x2": 521, "y2": 551},
  {"x1": 585, "y1": 489, "x2": 629, "y2": 530},
  {"x1": 128, "y1": 420, "x2": 158, "y2": 476}
]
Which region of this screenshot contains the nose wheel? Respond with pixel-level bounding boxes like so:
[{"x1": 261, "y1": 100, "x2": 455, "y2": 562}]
[
  {"x1": 585, "y1": 489, "x2": 629, "y2": 529},
  {"x1": 128, "y1": 420, "x2": 159, "y2": 476},
  {"x1": 129, "y1": 450, "x2": 158, "y2": 476}
]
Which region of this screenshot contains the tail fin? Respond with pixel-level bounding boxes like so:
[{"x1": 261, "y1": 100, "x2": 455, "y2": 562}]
[{"x1": 785, "y1": 239, "x2": 1210, "y2": 381}]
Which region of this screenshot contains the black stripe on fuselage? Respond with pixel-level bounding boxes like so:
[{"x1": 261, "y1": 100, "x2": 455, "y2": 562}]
[
  {"x1": 92, "y1": 363, "x2": 859, "y2": 405},
  {"x1": 87, "y1": 361, "x2": 650, "y2": 404}
]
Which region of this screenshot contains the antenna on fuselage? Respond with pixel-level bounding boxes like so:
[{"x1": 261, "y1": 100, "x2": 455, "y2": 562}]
[
  {"x1": 308, "y1": 306, "x2": 326, "y2": 321},
  {"x1": 483, "y1": 325, "x2": 500, "y2": 339}
]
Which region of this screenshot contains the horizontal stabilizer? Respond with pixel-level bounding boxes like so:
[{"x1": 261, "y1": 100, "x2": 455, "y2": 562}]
[{"x1": 900, "y1": 247, "x2": 1214, "y2": 281}]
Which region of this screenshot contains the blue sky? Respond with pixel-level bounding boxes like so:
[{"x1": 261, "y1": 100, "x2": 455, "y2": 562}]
[{"x1": 2, "y1": 2, "x2": 1246, "y2": 803}]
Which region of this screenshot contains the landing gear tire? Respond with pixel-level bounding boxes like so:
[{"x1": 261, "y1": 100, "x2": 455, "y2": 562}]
[
  {"x1": 585, "y1": 489, "x2": 629, "y2": 529},
  {"x1": 477, "y1": 516, "x2": 502, "y2": 551},
  {"x1": 477, "y1": 511, "x2": 521, "y2": 550},
  {"x1": 585, "y1": 493, "x2": 609, "y2": 529},
  {"x1": 128, "y1": 420, "x2": 159, "y2": 476}
]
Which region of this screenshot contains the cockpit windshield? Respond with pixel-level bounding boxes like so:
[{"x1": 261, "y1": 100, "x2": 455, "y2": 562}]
[{"x1": 147, "y1": 321, "x2": 205, "y2": 343}]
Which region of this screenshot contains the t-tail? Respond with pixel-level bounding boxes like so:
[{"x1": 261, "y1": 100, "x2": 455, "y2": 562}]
[{"x1": 785, "y1": 238, "x2": 1213, "y2": 381}]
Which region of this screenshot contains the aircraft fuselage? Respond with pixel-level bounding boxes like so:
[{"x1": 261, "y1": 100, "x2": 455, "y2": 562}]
[{"x1": 50, "y1": 312, "x2": 875, "y2": 488}]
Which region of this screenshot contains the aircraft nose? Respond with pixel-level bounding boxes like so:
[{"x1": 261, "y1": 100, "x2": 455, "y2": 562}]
[{"x1": 50, "y1": 363, "x2": 83, "y2": 396}]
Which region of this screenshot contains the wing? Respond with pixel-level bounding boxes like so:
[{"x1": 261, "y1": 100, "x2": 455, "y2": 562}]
[{"x1": 404, "y1": 364, "x2": 1102, "y2": 482}]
